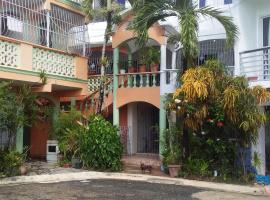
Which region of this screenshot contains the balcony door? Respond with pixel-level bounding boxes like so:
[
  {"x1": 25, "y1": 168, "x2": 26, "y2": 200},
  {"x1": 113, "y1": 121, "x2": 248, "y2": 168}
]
[{"x1": 263, "y1": 17, "x2": 270, "y2": 79}]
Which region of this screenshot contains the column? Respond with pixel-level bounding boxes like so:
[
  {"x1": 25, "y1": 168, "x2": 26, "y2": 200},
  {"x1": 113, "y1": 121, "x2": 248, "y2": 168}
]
[
  {"x1": 16, "y1": 127, "x2": 24, "y2": 153},
  {"x1": 113, "y1": 47, "x2": 120, "y2": 126},
  {"x1": 159, "y1": 44, "x2": 167, "y2": 155}
]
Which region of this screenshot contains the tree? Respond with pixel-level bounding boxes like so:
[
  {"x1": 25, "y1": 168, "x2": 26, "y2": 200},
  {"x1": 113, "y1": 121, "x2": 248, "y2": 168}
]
[
  {"x1": 83, "y1": 0, "x2": 123, "y2": 114},
  {"x1": 130, "y1": 0, "x2": 238, "y2": 159},
  {"x1": 170, "y1": 60, "x2": 270, "y2": 177},
  {"x1": 0, "y1": 82, "x2": 38, "y2": 149}
]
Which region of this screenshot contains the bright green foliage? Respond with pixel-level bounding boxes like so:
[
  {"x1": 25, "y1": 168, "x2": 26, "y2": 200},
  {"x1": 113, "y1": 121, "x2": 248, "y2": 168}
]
[
  {"x1": 0, "y1": 149, "x2": 26, "y2": 177},
  {"x1": 162, "y1": 125, "x2": 182, "y2": 166},
  {"x1": 130, "y1": 0, "x2": 238, "y2": 60},
  {"x1": 54, "y1": 109, "x2": 83, "y2": 161},
  {"x1": 171, "y1": 60, "x2": 270, "y2": 144},
  {"x1": 80, "y1": 115, "x2": 123, "y2": 171},
  {"x1": 0, "y1": 82, "x2": 38, "y2": 149}
]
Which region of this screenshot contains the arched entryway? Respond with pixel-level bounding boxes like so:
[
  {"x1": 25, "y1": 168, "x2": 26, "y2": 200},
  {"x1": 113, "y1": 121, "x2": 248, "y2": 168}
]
[{"x1": 120, "y1": 102, "x2": 159, "y2": 155}]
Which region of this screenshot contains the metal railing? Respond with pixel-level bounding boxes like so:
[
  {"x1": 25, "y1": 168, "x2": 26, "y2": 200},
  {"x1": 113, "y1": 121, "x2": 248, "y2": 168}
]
[
  {"x1": 240, "y1": 46, "x2": 270, "y2": 81},
  {"x1": 0, "y1": 0, "x2": 88, "y2": 56}
]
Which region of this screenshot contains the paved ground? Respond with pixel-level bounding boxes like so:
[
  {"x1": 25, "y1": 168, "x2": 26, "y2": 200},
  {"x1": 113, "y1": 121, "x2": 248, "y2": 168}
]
[{"x1": 0, "y1": 179, "x2": 268, "y2": 200}]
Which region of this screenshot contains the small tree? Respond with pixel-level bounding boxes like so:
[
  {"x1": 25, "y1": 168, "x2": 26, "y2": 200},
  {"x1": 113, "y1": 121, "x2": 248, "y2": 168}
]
[
  {"x1": 83, "y1": 0, "x2": 123, "y2": 114},
  {"x1": 0, "y1": 82, "x2": 38, "y2": 149}
]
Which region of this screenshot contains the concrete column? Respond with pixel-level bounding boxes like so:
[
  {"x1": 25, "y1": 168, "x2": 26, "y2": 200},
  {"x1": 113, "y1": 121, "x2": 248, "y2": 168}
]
[
  {"x1": 159, "y1": 44, "x2": 167, "y2": 155},
  {"x1": 16, "y1": 127, "x2": 24, "y2": 153},
  {"x1": 160, "y1": 44, "x2": 167, "y2": 95},
  {"x1": 159, "y1": 95, "x2": 167, "y2": 155},
  {"x1": 113, "y1": 47, "x2": 120, "y2": 126}
]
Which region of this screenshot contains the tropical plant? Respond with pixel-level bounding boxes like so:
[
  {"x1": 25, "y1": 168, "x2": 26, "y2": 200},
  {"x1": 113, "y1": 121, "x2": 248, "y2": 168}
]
[
  {"x1": 0, "y1": 82, "x2": 38, "y2": 149},
  {"x1": 39, "y1": 69, "x2": 48, "y2": 85},
  {"x1": 83, "y1": 0, "x2": 124, "y2": 114},
  {"x1": 162, "y1": 125, "x2": 182, "y2": 166},
  {"x1": 53, "y1": 108, "x2": 84, "y2": 161},
  {"x1": 0, "y1": 149, "x2": 27, "y2": 177},
  {"x1": 80, "y1": 115, "x2": 123, "y2": 171},
  {"x1": 170, "y1": 60, "x2": 270, "y2": 180},
  {"x1": 130, "y1": 0, "x2": 238, "y2": 159}
]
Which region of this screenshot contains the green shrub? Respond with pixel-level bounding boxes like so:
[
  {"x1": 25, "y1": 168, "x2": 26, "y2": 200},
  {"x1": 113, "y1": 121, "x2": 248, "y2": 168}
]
[
  {"x1": 54, "y1": 109, "x2": 83, "y2": 161},
  {"x1": 0, "y1": 149, "x2": 26, "y2": 177},
  {"x1": 80, "y1": 115, "x2": 123, "y2": 171}
]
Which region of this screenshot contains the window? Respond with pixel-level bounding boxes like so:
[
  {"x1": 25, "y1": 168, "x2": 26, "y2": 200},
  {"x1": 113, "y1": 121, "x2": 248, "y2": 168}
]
[
  {"x1": 199, "y1": 0, "x2": 206, "y2": 8},
  {"x1": 224, "y1": 0, "x2": 232, "y2": 4},
  {"x1": 263, "y1": 17, "x2": 270, "y2": 47}
]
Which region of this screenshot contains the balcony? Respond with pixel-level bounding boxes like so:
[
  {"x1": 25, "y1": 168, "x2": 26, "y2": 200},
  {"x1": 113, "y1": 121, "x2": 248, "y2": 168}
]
[
  {"x1": 240, "y1": 46, "x2": 270, "y2": 87},
  {"x1": 0, "y1": 36, "x2": 88, "y2": 94}
]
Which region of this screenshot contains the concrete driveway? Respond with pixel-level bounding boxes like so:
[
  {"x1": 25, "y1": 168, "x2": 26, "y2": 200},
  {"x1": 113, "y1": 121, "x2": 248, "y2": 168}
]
[{"x1": 0, "y1": 179, "x2": 269, "y2": 200}]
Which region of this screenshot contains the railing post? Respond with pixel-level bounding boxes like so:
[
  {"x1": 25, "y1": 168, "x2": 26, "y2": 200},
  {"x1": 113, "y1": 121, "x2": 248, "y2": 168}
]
[
  {"x1": 140, "y1": 74, "x2": 143, "y2": 87},
  {"x1": 121, "y1": 75, "x2": 125, "y2": 88},
  {"x1": 127, "y1": 74, "x2": 131, "y2": 88},
  {"x1": 153, "y1": 74, "x2": 157, "y2": 87},
  {"x1": 133, "y1": 74, "x2": 137, "y2": 88},
  {"x1": 146, "y1": 74, "x2": 150, "y2": 87}
]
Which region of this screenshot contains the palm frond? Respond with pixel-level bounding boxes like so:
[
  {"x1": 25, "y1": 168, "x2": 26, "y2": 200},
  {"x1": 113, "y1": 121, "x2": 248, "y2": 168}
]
[{"x1": 196, "y1": 6, "x2": 239, "y2": 48}]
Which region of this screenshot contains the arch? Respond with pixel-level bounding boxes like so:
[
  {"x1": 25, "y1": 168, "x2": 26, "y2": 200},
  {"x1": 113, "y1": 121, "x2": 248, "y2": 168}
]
[
  {"x1": 119, "y1": 100, "x2": 160, "y2": 110},
  {"x1": 117, "y1": 87, "x2": 160, "y2": 109},
  {"x1": 112, "y1": 13, "x2": 167, "y2": 48}
]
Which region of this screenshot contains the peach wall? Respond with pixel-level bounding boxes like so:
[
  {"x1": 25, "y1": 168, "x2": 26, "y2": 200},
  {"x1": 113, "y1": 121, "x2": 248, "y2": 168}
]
[
  {"x1": 117, "y1": 87, "x2": 160, "y2": 109},
  {"x1": 75, "y1": 57, "x2": 88, "y2": 81},
  {"x1": 120, "y1": 105, "x2": 128, "y2": 127},
  {"x1": 112, "y1": 13, "x2": 166, "y2": 48}
]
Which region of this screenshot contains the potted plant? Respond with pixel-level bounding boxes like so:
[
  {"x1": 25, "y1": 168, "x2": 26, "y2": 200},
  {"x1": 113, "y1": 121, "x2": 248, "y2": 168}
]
[
  {"x1": 128, "y1": 66, "x2": 137, "y2": 73},
  {"x1": 167, "y1": 150, "x2": 181, "y2": 177},
  {"x1": 162, "y1": 126, "x2": 182, "y2": 177},
  {"x1": 139, "y1": 54, "x2": 147, "y2": 72},
  {"x1": 147, "y1": 47, "x2": 160, "y2": 72}
]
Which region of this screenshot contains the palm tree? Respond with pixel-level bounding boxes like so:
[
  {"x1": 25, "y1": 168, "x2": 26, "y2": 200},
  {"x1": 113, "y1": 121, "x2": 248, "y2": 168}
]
[
  {"x1": 83, "y1": 0, "x2": 122, "y2": 114},
  {"x1": 130, "y1": 0, "x2": 238, "y2": 159}
]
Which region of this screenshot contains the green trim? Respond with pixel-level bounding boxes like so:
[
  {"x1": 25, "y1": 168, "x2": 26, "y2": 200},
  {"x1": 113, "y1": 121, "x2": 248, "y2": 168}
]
[
  {"x1": 16, "y1": 127, "x2": 24, "y2": 153},
  {"x1": 0, "y1": 65, "x2": 88, "y2": 84},
  {"x1": 159, "y1": 95, "x2": 167, "y2": 155},
  {"x1": 113, "y1": 48, "x2": 120, "y2": 126}
]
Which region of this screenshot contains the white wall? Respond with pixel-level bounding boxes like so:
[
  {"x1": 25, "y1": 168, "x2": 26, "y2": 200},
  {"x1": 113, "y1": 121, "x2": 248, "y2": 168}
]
[{"x1": 127, "y1": 103, "x2": 138, "y2": 154}]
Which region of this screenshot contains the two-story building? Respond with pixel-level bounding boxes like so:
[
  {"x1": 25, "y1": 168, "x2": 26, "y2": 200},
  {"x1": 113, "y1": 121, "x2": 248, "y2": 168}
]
[
  {"x1": 0, "y1": 0, "x2": 89, "y2": 159},
  {"x1": 86, "y1": 0, "x2": 270, "y2": 175}
]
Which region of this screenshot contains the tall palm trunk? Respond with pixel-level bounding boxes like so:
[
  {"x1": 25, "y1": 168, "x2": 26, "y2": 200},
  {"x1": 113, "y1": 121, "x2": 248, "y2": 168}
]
[{"x1": 97, "y1": 0, "x2": 112, "y2": 114}]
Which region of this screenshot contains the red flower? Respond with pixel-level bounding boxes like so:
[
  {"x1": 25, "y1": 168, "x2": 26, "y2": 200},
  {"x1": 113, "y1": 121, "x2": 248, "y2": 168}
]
[{"x1": 217, "y1": 121, "x2": 224, "y2": 127}]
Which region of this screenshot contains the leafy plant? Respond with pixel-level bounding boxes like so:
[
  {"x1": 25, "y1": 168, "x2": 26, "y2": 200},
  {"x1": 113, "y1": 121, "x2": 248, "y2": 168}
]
[
  {"x1": 162, "y1": 125, "x2": 182, "y2": 166},
  {"x1": 0, "y1": 82, "x2": 38, "y2": 149},
  {"x1": 252, "y1": 151, "x2": 261, "y2": 171},
  {"x1": 53, "y1": 108, "x2": 84, "y2": 161},
  {"x1": 0, "y1": 149, "x2": 26, "y2": 177},
  {"x1": 146, "y1": 47, "x2": 160, "y2": 65},
  {"x1": 39, "y1": 70, "x2": 48, "y2": 85},
  {"x1": 80, "y1": 115, "x2": 123, "y2": 171}
]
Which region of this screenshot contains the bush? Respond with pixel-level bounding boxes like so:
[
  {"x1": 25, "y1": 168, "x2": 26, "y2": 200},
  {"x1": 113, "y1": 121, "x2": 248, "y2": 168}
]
[
  {"x1": 80, "y1": 115, "x2": 123, "y2": 171},
  {"x1": 54, "y1": 109, "x2": 83, "y2": 161},
  {"x1": 0, "y1": 149, "x2": 26, "y2": 177}
]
